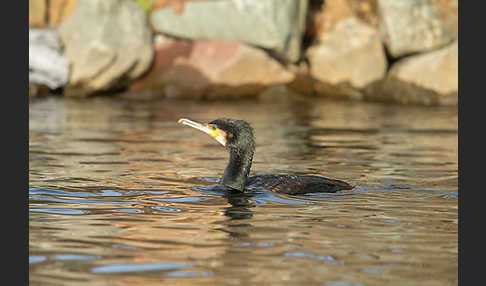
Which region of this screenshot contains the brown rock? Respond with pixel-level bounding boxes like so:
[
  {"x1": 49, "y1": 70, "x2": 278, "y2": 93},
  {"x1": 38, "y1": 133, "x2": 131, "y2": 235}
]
[
  {"x1": 286, "y1": 63, "x2": 315, "y2": 96},
  {"x1": 379, "y1": 41, "x2": 458, "y2": 106},
  {"x1": 48, "y1": 0, "x2": 78, "y2": 26},
  {"x1": 131, "y1": 37, "x2": 294, "y2": 99},
  {"x1": 29, "y1": 0, "x2": 47, "y2": 28},
  {"x1": 307, "y1": 18, "x2": 387, "y2": 99},
  {"x1": 130, "y1": 35, "x2": 194, "y2": 93},
  {"x1": 348, "y1": 0, "x2": 378, "y2": 28},
  {"x1": 310, "y1": 0, "x2": 378, "y2": 44},
  {"x1": 315, "y1": 0, "x2": 355, "y2": 43},
  {"x1": 29, "y1": 84, "x2": 50, "y2": 98}
]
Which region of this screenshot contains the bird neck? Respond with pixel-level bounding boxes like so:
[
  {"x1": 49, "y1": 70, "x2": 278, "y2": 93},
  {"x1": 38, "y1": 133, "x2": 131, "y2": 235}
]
[{"x1": 221, "y1": 147, "x2": 254, "y2": 191}]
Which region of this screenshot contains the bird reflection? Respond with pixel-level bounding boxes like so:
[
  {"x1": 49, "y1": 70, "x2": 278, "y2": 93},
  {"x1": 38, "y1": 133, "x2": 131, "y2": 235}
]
[
  {"x1": 223, "y1": 191, "x2": 255, "y2": 220},
  {"x1": 210, "y1": 191, "x2": 255, "y2": 239}
]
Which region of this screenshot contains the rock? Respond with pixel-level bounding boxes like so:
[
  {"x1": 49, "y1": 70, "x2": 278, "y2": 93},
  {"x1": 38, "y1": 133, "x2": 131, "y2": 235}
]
[
  {"x1": 310, "y1": 0, "x2": 378, "y2": 45},
  {"x1": 130, "y1": 36, "x2": 294, "y2": 99},
  {"x1": 306, "y1": 18, "x2": 387, "y2": 99},
  {"x1": 286, "y1": 62, "x2": 315, "y2": 96},
  {"x1": 313, "y1": 0, "x2": 355, "y2": 43},
  {"x1": 348, "y1": 0, "x2": 378, "y2": 28},
  {"x1": 29, "y1": 84, "x2": 38, "y2": 97},
  {"x1": 29, "y1": 83, "x2": 52, "y2": 98},
  {"x1": 48, "y1": 0, "x2": 78, "y2": 26},
  {"x1": 379, "y1": 41, "x2": 458, "y2": 106},
  {"x1": 29, "y1": 29, "x2": 69, "y2": 90},
  {"x1": 29, "y1": 0, "x2": 47, "y2": 27},
  {"x1": 58, "y1": 0, "x2": 153, "y2": 97},
  {"x1": 377, "y1": 0, "x2": 458, "y2": 58},
  {"x1": 29, "y1": 0, "x2": 78, "y2": 28},
  {"x1": 150, "y1": 0, "x2": 308, "y2": 63},
  {"x1": 130, "y1": 35, "x2": 193, "y2": 93}
]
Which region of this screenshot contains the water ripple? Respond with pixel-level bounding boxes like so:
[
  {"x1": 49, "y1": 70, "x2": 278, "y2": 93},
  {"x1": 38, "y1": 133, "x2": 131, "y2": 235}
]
[
  {"x1": 30, "y1": 208, "x2": 87, "y2": 215},
  {"x1": 29, "y1": 96, "x2": 458, "y2": 286},
  {"x1": 91, "y1": 262, "x2": 194, "y2": 274},
  {"x1": 284, "y1": 252, "x2": 343, "y2": 265}
]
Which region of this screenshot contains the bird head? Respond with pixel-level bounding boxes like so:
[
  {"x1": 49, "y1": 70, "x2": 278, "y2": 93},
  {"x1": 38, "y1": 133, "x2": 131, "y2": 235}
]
[{"x1": 178, "y1": 118, "x2": 255, "y2": 151}]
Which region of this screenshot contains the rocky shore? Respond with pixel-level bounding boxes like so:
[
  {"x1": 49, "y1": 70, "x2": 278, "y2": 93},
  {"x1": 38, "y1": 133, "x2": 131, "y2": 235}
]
[{"x1": 29, "y1": 0, "x2": 458, "y2": 106}]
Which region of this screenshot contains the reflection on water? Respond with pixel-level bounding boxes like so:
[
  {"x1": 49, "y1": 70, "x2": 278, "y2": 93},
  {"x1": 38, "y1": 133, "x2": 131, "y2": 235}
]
[{"x1": 29, "y1": 95, "x2": 457, "y2": 285}]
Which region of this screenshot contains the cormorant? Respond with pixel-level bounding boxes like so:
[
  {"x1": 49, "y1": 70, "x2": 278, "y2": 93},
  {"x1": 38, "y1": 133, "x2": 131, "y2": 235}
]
[{"x1": 178, "y1": 118, "x2": 353, "y2": 195}]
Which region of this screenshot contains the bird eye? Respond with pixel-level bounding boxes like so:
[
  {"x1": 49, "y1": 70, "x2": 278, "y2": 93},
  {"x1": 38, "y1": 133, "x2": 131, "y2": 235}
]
[{"x1": 212, "y1": 125, "x2": 217, "y2": 130}]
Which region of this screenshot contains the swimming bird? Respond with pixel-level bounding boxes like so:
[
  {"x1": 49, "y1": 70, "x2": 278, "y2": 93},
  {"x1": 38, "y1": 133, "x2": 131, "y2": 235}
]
[{"x1": 178, "y1": 118, "x2": 353, "y2": 195}]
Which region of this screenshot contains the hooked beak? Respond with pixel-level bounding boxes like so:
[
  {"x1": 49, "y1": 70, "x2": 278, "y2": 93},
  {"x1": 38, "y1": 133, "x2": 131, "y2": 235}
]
[{"x1": 178, "y1": 118, "x2": 227, "y2": 147}]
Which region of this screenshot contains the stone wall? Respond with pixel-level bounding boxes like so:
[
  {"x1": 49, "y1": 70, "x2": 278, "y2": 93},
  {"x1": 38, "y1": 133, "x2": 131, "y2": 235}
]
[{"x1": 29, "y1": 0, "x2": 458, "y2": 105}]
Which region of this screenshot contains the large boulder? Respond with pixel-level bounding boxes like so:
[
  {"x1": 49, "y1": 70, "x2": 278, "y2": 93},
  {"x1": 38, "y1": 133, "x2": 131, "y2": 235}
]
[
  {"x1": 306, "y1": 17, "x2": 387, "y2": 99},
  {"x1": 130, "y1": 36, "x2": 294, "y2": 99},
  {"x1": 150, "y1": 0, "x2": 308, "y2": 63},
  {"x1": 377, "y1": 0, "x2": 458, "y2": 58},
  {"x1": 29, "y1": 29, "x2": 69, "y2": 90},
  {"x1": 379, "y1": 41, "x2": 458, "y2": 106},
  {"x1": 59, "y1": 0, "x2": 154, "y2": 97}
]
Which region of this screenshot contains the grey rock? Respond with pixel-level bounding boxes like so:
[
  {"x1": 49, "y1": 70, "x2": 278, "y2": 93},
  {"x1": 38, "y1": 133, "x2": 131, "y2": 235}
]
[
  {"x1": 380, "y1": 40, "x2": 458, "y2": 106},
  {"x1": 59, "y1": 0, "x2": 153, "y2": 96},
  {"x1": 29, "y1": 29, "x2": 69, "y2": 89},
  {"x1": 150, "y1": 0, "x2": 307, "y2": 63},
  {"x1": 378, "y1": 0, "x2": 457, "y2": 58},
  {"x1": 307, "y1": 18, "x2": 387, "y2": 99}
]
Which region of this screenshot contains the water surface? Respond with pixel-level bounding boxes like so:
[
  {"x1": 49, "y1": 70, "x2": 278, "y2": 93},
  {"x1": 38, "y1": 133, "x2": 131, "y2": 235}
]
[{"x1": 29, "y1": 95, "x2": 457, "y2": 285}]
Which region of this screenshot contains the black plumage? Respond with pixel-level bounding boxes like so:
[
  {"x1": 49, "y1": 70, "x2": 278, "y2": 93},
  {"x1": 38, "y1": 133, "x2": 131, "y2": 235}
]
[
  {"x1": 246, "y1": 175, "x2": 352, "y2": 195},
  {"x1": 178, "y1": 117, "x2": 353, "y2": 195}
]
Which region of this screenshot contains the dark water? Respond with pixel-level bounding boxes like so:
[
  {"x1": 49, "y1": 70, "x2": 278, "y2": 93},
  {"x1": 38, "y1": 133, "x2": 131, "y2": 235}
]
[{"x1": 29, "y1": 95, "x2": 457, "y2": 286}]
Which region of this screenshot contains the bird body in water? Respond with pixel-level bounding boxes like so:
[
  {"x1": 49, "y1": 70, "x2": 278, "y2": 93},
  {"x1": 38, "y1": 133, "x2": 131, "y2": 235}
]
[{"x1": 178, "y1": 118, "x2": 353, "y2": 195}]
